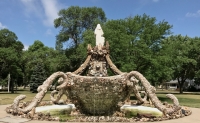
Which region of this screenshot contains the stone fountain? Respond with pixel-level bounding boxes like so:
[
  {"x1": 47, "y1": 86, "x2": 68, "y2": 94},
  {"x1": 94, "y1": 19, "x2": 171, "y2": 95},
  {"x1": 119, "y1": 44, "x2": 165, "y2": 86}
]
[{"x1": 6, "y1": 24, "x2": 192, "y2": 122}]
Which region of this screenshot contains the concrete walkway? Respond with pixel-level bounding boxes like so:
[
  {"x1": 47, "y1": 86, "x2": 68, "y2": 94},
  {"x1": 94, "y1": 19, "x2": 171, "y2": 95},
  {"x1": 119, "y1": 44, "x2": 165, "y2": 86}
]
[{"x1": 0, "y1": 105, "x2": 199, "y2": 123}]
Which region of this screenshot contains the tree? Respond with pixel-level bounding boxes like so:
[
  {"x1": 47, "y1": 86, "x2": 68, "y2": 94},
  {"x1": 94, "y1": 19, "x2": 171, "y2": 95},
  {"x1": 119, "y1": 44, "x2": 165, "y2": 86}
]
[
  {"x1": 29, "y1": 62, "x2": 46, "y2": 93},
  {"x1": 54, "y1": 6, "x2": 106, "y2": 72},
  {"x1": 76, "y1": 14, "x2": 172, "y2": 85},
  {"x1": 190, "y1": 37, "x2": 200, "y2": 86},
  {"x1": 101, "y1": 14, "x2": 172, "y2": 84},
  {"x1": 21, "y1": 40, "x2": 69, "y2": 88},
  {"x1": 54, "y1": 6, "x2": 106, "y2": 50},
  {"x1": 160, "y1": 35, "x2": 197, "y2": 93},
  {"x1": 28, "y1": 40, "x2": 45, "y2": 52},
  {"x1": 0, "y1": 29, "x2": 24, "y2": 93}
]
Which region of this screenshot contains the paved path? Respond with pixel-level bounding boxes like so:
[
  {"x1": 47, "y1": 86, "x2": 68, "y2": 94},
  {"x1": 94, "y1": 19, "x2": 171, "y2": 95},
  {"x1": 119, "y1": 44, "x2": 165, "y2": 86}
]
[{"x1": 0, "y1": 105, "x2": 199, "y2": 123}]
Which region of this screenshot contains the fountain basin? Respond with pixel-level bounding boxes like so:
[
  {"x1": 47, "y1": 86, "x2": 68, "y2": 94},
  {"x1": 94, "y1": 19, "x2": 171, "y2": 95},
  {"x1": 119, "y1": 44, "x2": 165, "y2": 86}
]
[{"x1": 66, "y1": 73, "x2": 131, "y2": 115}]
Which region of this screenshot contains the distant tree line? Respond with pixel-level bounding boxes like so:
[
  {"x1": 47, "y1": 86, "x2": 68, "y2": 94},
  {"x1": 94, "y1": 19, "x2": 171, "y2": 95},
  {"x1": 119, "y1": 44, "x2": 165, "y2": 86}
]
[{"x1": 0, "y1": 6, "x2": 199, "y2": 93}]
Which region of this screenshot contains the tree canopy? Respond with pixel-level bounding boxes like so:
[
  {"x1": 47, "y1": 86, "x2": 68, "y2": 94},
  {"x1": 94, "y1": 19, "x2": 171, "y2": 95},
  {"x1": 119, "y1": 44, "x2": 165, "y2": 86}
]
[
  {"x1": 160, "y1": 35, "x2": 200, "y2": 93},
  {"x1": 0, "y1": 29, "x2": 24, "y2": 93},
  {"x1": 54, "y1": 6, "x2": 106, "y2": 50},
  {"x1": 0, "y1": 7, "x2": 200, "y2": 94},
  {"x1": 20, "y1": 40, "x2": 69, "y2": 88},
  {"x1": 29, "y1": 62, "x2": 46, "y2": 93}
]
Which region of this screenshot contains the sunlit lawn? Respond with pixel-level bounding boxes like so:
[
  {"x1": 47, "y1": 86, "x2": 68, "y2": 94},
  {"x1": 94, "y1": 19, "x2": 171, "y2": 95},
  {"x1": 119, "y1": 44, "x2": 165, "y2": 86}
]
[
  {"x1": 1, "y1": 89, "x2": 200, "y2": 108},
  {"x1": 156, "y1": 90, "x2": 200, "y2": 108},
  {"x1": 130, "y1": 90, "x2": 200, "y2": 108},
  {"x1": 0, "y1": 90, "x2": 54, "y2": 105}
]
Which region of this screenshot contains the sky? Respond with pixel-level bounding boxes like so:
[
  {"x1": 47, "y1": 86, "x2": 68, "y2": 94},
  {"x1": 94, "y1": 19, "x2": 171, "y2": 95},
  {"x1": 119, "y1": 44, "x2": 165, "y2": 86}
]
[{"x1": 0, "y1": 0, "x2": 199, "y2": 50}]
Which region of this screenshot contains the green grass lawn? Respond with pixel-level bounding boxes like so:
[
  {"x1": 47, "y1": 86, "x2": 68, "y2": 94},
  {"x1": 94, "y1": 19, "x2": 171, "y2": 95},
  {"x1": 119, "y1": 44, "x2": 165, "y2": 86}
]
[
  {"x1": 156, "y1": 94, "x2": 200, "y2": 108},
  {"x1": 0, "y1": 90, "x2": 200, "y2": 108},
  {"x1": 130, "y1": 90, "x2": 200, "y2": 108},
  {"x1": 155, "y1": 91, "x2": 200, "y2": 108},
  {"x1": 0, "y1": 90, "x2": 67, "y2": 105}
]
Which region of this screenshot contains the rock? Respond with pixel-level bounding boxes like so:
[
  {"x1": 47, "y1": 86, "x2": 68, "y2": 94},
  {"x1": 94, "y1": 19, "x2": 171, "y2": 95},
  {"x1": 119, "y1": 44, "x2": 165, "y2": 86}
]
[
  {"x1": 58, "y1": 99, "x2": 65, "y2": 105},
  {"x1": 35, "y1": 104, "x2": 75, "y2": 115},
  {"x1": 54, "y1": 117, "x2": 59, "y2": 121},
  {"x1": 120, "y1": 105, "x2": 163, "y2": 118},
  {"x1": 181, "y1": 106, "x2": 192, "y2": 116}
]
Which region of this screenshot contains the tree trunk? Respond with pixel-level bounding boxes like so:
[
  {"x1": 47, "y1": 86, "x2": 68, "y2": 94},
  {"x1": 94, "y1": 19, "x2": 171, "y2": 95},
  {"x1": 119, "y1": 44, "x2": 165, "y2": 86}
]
[
  {"x1": 179, "y1": 81, "x2": 184, "y2": 94},
  {"x1": 15, "y1": 84, "x2": 18, "y2": 93},
  {"x1": 9, "y1": 78, "x2": 14, "y2": 93},
  {"x1": 7, "y1": 73, "x2": 10, "y2": 93}
]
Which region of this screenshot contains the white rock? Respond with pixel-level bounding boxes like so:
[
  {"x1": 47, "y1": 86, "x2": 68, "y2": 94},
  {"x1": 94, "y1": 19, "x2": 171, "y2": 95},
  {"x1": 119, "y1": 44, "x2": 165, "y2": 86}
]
[
  {"x1": 35, "y1": 104, "x2": 76, "y2": 114},
  {"x1": 121, "y1": 105, "x2": 163, "y2": 117}
]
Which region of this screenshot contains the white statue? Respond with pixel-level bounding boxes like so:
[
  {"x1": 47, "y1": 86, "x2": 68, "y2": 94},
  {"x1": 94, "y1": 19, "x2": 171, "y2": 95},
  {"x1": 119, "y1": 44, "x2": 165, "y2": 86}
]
[{"x1": 94, "y1": 24, "x2": 105, "y2": 47}]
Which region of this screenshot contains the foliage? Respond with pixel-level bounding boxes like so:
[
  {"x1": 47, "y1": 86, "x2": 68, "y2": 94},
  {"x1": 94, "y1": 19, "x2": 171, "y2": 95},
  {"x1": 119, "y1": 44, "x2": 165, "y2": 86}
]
[
  {"x1": 192, "y1": 37, "x2": 200, "y2": 86},
  {"x1": 54, "y1": 6, "x2": 106, "y2": 50},
  {"x1": 53, "y1": 6, "x2": 107, "y2": 72},
  {"x1": 102, "y1": 14, "x2": 172, "y2": 84},
  {"x1": 29, "y1": 62, "x2": 46, "y2": 93},
  {"x1": 0, "y1": 29, "x2": 24, "y2": 93},
  {"x1": 160, "y1": 35, "x2": 198, "y2": 93},
  {"x1": 21, "y1": 40, "x2": 69, "y2": 88},
  {"x1": 0, "y1": 7, "x2": 199, "y2": 95},
  {"x1": 187, "y1": 85, "x2": 200, "y2": 92}
]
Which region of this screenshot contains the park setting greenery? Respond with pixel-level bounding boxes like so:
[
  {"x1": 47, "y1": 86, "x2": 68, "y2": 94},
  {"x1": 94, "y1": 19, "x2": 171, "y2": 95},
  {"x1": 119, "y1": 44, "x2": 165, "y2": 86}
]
[
  {"x1": 0, "y1": 5, "x2": 200, "y2": 99},
  {"x1": 0, "y1": 90, "x2": 200, "y2": 108}
]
